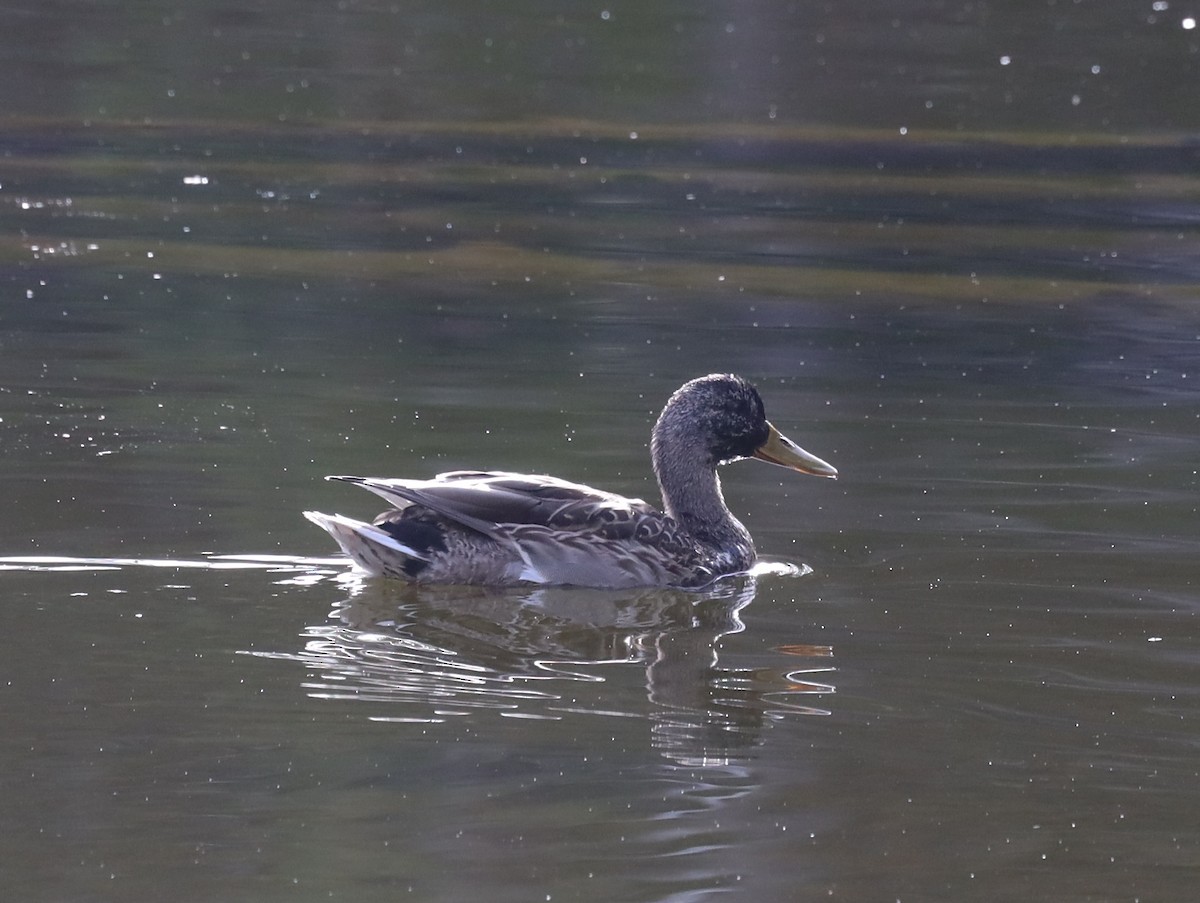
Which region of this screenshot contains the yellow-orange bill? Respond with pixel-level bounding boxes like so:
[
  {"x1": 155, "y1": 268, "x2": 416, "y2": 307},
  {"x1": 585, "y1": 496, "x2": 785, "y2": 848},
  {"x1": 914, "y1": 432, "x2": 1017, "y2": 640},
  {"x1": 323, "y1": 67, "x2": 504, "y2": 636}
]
[{"x1": 752, "y1": 422, "x2": 838, "y2": 478}]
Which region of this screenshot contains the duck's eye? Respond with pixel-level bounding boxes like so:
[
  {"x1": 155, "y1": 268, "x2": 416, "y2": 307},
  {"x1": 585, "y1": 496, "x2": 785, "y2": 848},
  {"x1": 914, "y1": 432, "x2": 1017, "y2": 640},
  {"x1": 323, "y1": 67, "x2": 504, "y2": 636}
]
[{"x1": 713, "y1": 424, "x2": 762, "y2": 462}]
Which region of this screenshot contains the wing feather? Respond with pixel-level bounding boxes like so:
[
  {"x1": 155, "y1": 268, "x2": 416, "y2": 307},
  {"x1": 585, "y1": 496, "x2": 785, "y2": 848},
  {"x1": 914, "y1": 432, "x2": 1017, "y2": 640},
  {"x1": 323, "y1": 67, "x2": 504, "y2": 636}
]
[
  {"x1": 328, "y1": 471, "x2": 659, "y2": 535},
  {"x1": 323, "y1": 471, "x2": 715, "y2": 587}
]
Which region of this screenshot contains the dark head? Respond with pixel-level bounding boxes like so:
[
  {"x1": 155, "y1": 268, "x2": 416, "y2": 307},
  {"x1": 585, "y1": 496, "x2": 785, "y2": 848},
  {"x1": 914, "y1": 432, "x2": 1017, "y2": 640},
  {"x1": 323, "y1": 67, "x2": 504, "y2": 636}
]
[{"x1": 652, "y1": 374, "x2": 838, "y2": 477}]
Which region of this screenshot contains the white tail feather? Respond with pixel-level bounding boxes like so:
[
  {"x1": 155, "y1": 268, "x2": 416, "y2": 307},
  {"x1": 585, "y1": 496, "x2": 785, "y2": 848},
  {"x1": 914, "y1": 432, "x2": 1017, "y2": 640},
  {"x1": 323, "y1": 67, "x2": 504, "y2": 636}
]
[{"x1": 302, "y1": 511, "x2": 428, "y2": 567}]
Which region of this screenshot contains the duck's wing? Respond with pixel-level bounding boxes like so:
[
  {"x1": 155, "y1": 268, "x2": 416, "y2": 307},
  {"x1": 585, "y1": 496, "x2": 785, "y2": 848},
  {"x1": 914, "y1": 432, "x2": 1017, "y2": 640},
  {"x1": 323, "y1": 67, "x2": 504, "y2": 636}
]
[
  {"x1": 327, "y1": 471, "x2": 702, "y2": 587},
  {"x1": 328, "y1": 471, "x2": 659, "y2": 537}
]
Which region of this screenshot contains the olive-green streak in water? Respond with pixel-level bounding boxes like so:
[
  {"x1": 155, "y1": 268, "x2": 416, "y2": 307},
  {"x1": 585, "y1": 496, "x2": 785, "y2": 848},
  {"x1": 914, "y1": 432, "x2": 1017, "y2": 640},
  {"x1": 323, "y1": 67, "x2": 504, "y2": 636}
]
[
  {"x1": 9, "y1": 236, "x2": 1160, "y2": 304},
  {"x1": 5, "y1": 118, "x2": 1193, "y2": 303}
]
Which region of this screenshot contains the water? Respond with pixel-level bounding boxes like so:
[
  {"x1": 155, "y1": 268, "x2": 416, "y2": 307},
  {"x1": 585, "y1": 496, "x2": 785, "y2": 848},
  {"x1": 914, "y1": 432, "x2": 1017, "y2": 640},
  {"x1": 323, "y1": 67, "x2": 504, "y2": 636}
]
[{"x1": 3, "y1": 1, "x2": 1200, "y2": 900}]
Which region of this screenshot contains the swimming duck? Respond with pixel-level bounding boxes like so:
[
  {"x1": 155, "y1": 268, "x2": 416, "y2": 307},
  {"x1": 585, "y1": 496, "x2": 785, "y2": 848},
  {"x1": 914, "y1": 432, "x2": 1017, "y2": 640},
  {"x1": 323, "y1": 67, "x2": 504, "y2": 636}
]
[{"x1": 304, "y1": 373, "x2": 837, "y2": 588}]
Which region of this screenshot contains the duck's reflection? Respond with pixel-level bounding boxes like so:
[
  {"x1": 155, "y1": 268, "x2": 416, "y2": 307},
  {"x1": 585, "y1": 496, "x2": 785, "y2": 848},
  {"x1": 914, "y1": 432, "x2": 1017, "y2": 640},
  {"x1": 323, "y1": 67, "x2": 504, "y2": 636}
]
[{"x1": 264, "y1": 574, "x2": 834, "y2": 765}]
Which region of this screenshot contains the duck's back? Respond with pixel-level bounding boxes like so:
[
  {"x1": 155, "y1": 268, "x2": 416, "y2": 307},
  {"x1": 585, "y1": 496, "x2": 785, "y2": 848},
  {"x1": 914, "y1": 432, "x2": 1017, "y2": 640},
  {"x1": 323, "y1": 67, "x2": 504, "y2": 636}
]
[{"x1": 314, "y1": 470, "x2": 724, "y2": 588}]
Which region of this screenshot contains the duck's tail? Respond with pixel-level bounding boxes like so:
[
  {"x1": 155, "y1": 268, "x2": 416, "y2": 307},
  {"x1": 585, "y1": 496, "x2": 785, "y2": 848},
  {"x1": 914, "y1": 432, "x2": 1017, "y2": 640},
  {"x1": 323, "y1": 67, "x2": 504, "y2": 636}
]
[{"x1": 303, "y1": 511, "x2": 429, "y2": 579}]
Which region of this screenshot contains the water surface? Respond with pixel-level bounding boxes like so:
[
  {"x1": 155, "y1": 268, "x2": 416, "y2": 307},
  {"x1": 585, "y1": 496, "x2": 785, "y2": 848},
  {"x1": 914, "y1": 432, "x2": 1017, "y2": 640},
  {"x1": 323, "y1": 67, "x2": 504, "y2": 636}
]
[{"x1": 2, "y1": 2, "x2": 1199, "y2": 901}]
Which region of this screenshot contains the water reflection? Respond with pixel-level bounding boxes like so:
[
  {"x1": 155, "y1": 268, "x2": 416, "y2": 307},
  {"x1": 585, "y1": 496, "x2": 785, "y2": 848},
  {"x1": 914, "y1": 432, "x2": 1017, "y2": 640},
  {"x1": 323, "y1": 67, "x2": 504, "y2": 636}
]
[{"x1": 252, "y1": 573, "x2": 835, "y2": 765}]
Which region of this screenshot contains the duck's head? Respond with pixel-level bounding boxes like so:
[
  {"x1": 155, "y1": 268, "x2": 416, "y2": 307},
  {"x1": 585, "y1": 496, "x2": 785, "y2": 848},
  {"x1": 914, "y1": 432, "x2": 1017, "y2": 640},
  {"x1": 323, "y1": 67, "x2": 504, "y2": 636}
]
[{"x1": 653, "y1": 374, "x2": 838, "y2": 478}]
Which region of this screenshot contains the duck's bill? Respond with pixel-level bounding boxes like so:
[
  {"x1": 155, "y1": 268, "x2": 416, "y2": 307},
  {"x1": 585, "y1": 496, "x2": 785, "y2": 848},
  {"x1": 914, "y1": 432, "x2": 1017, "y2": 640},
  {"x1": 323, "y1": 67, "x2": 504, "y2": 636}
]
[{"x1": 753, "y1": 422, "x2": 838, "y2": 478}]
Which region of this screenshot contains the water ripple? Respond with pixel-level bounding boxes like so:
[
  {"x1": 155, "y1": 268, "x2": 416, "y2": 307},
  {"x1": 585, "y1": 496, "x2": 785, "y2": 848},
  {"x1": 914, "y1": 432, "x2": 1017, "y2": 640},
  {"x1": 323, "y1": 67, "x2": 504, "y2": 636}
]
[{"x1": 248, "y1": 575, "x2": 835, "y2": 765}]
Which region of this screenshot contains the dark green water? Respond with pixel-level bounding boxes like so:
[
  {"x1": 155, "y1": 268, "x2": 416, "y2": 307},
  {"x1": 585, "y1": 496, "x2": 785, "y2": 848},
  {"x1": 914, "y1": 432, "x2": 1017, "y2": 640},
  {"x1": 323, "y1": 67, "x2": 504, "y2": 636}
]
[{"x1": 2, "y1": 2, "x2": 1199, "y2": 901}]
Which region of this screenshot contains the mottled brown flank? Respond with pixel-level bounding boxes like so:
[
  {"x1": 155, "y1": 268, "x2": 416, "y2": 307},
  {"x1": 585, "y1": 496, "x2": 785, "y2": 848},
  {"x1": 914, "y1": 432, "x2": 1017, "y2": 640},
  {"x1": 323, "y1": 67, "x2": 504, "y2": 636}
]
[{"x1": 350, "y1": 470, "x2": 743, "y2": 588}]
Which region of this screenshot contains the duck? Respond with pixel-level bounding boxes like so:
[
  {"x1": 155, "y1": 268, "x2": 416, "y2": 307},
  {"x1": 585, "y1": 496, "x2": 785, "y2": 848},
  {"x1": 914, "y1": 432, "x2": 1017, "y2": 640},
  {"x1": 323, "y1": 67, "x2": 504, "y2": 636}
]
[{"x1": 304, "y1": 373, "x2": 837, "y2": 589}]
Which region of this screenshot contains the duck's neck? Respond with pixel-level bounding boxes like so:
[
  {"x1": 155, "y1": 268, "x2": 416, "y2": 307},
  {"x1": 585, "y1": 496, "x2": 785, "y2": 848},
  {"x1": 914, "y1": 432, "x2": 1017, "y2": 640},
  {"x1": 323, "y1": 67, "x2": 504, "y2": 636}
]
[{"x1": 651, "y1": 434, "x2": 754, "y2": 556}]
